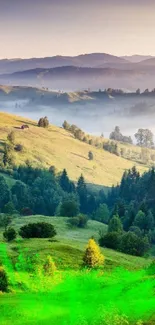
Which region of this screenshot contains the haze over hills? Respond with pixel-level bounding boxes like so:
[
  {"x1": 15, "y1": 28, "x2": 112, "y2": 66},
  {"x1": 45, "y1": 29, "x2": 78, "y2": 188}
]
[
  {"x1": 0, "y1": 53, "x2": 128, "y2": 74},
  {"x1": 121, "y1": 55, "x2": 154, "y2": 63},
  {"x1": 1, "y1": 53, "x2": 155, "y2": 91},
  {"x1": 1, "y1": 85, "x2": 155, "y2": 138}
]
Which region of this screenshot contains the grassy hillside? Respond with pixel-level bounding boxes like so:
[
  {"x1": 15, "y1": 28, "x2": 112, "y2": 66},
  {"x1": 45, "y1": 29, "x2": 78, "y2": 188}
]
[
  {"x1": 0, "y1": 216, "x2": 151, "y2": 271},
  {"x1": 0, "y1": 112, "x2": 147, "y2": 186}
]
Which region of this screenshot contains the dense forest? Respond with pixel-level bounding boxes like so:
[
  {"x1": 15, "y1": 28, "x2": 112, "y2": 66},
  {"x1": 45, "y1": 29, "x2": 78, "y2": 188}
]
[{"x1": 0, "y1": 162, "x2": 155, "y2": 256}]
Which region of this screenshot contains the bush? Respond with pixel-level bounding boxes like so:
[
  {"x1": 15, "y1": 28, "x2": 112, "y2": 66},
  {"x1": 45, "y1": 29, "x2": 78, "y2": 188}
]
[
  {"x1": 68, "y1": 214, "x2": 88, "y2": 228},
  {"x1": 88, "y1": 151, "x2": 94, "y2": 160},
  {"x1": 78, "y1": 214, "x2": 88, "y2": 228},
  {"x1": 19, "y1": 222, "x2": 57, "y2": 239},
  {"x1": 119, "y1": 232, "x2": 150, "y2": 256},
  {"x1": 43, "y1": 255, "x2": 56, "y2": 276},
  {"x1": 99, "y1": 231, "x2": 120, "y2": 250},
  {"x1": 3, "y1": 227, "x2": 17, "y2": 242},
  {"x1": 83, "y1": 238, "x2": 104, "y2": 268},
  {"x1": 0, "y1": 267, "x2": 8, "y2": 292},
  {"x1": 14, "y1": 144, "x2": 24, "y2": 152},
  {"x1": 67, "y1": 216, "x2": 80, "y2": 227}
]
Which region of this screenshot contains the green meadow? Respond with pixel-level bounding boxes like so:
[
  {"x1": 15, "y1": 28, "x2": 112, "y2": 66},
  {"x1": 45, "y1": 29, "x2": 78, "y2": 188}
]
[{"x1": 0, "y1": 216, "x2": 155, "y2": 325}]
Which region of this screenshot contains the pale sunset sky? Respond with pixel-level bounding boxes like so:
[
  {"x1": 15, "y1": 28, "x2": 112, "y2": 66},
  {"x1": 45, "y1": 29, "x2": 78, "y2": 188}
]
[{"x1": 0, "y1": 0, "x2": 155, "y2": 58}]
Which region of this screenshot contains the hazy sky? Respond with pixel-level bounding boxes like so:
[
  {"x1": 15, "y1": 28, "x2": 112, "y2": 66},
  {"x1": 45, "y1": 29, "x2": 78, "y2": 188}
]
[{"x1": 0, "y1": 0, "x2": 155, "y2": 58}]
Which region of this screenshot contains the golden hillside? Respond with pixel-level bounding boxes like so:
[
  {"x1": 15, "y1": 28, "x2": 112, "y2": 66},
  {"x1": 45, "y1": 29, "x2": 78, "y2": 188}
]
[{"x1": 0, "y1": 112, "x2": 147, "y2": 186}]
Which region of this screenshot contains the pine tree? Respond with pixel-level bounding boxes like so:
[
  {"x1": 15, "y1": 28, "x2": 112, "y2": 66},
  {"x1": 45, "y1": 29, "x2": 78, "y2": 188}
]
[
  {"x1": 59, "y1": 169, "x2": 73, "y2": 192},
  {"x1": 83, "y1": 238, "x2": 104, "y2": 268},
  {"x1": 77, "y1": 174, "x2": 87, "y2": 213}
]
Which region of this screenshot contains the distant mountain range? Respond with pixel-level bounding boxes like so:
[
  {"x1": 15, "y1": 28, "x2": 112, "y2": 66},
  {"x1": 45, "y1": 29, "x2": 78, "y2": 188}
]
[
  {"x1": 1, "y1": 53, "x2": 155, "y2": 91},
  {"x1": 121, "y1": 55, "x2": 154, "y2": 63}
]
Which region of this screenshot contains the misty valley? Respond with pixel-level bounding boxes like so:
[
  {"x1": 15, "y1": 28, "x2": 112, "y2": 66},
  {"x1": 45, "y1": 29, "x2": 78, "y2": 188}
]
[{"x1": 1, "y1": 86, "x2": 155, "y2": 139}]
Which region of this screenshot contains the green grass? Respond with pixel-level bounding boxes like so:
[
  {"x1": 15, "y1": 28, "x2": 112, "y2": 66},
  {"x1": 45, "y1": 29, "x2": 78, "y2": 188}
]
[
  {"x1": 0, "y1": 112, "x2": 147, "y2": 187},
  {"x1": 0, "y1": 216, "x2": 152, "y2": 271},
  {"x1": 0, "y1": 216, "x2": 154, "y2": 325},
  {"x1": 0, "y1": 268, "x2": 155, "y2": 325}
]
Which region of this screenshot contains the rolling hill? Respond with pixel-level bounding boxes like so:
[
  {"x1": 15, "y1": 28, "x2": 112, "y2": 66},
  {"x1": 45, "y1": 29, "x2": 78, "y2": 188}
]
[
  {"x1": 1, "y1": 65, "x2": 155, "y2": 91},
  {"x1": 0, "y1": 112, "x2": 147, "y2": 187},
  {"x1": 0, "y1": 53, "x2": 128, "y2": 74}
]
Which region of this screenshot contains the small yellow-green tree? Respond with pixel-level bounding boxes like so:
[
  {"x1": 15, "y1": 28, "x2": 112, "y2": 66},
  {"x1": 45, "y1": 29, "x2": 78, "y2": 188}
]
[
  {"x1": 83, "y1": 238, "x2": 105, "y2": 268},
  {"x1": 43, "y1": 255, "x2": 56, "y2": 276}
]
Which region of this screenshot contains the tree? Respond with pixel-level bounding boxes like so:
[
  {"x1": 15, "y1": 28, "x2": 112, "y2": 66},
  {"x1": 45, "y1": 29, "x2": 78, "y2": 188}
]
[
  {"x1": 135, "y1": 128, "x2": 154, "y2": 148},
  {"x1": 108, "y1": 215, "x2": 123, "y2": 233},
  {"x1": 38, "y1": 116, "x2": 49, "y2": 128},
  {"x1": 7, "y1": 131, "x2": 15, "y2": 145},
  {"x1": 3, "y1": 144, "x2": 14, "y2": 167},
  {"x1": 119, "y1": 232, "x2": 150, "y2": 256},
  {"x1": 99, "y1": 231, "x2": 120, "y2": 250},
  {"x1": 43, "y1": 255, "x2": 56, "y2": 276},
  {"x1": 83, "y1": 238, "x2": 104, "y2": 268},
  {"x1": 3, "y1": 201, "x2": 16, "y2": 215},
  {"x1": 88, "y1": 151, "x2": 94, "y2": 160},
  {"x1": 0, "y1": 267, "x2": 8, "y2": 292},
  {"x1": 95, "y1": 204, "x2": 110, "y2": 224},
  {"x1": 0, "y1": 215, "x2": 12, "y2": 231},
  {"x1": 0, "y1": 176, "x2": 10, "y2": 210},
  {"x1": 60, "y1": 198, "x2": 79, "y2": 217},
  {"x1": 3, "y1": 227, "x2": 17, "y2": 242},
  {"x1": 77, "y1": 174, "x2": 88, "y2": 213},
  {"x1": 62, "y1": 120, "x2": 70, "y2": 130},
  {"x1": 59, "y1": 169, "x2": 73, "y2": 192},
  {"x1": 133, "y1": 210, "x2": 153, "y2": 233},
  {"x1": 11, "y1": 181, "x2": 30, "y2": 211},
  {"x1": 19, "y1": 222, "x2": 57, "y2": 238}
]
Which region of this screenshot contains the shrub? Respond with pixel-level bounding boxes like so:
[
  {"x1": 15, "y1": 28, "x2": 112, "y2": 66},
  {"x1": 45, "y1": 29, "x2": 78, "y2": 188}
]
[
  {"x1": 68, "y1": 214, "x2": 88, "y2": 228},
  {"x1": 19, "y1": 222, "x2": 57, "y2": 239},
  {"x1": 0, "y1": 267, "x2": 8, "y2": 292},
  {"x1": 88, "y1": 151, "x2": 94, "y2": 160},
  {"x1": 78, "y1": 214, "x2": 88, "y2": 228},
  {"x1": 3, "y1": 227, "x2": 17, "y2": 242},
  {"x1": 119, "y1": 232, "x2": 150, "y2": 256},
  {"x1": 43, "y1": 255, "x2": 56, "y2": 276},
  {"x1": 7, "y1": 131, "x2": 15, "y2": 145},
  {"x1": 14, "y1": 144, "x2": 24, "y2": 152},
  {"x1": 67, "y1": 216, "x2": 80, "y2": 227},
  {"x1": 99, "y1": 231, "x2": 120, "y2": 250},
  {"x1": 83, "y1": 238, "x2": 104, "y2": 268}
]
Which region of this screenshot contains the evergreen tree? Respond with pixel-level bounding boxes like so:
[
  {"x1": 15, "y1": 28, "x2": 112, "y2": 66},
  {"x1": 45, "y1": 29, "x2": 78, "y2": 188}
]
[
  {"x1": 77, "y1": 174, "x2": 88, "y2": 213},
  {"x1": 59, "y1": 169, "x2": 73, "y2": 192},
  {"x1": 0, "y1": 176, "x2": 10, "y2": 210},
  {"x1": 83, "y1": 238, "x2": 104, "y2": 268}
]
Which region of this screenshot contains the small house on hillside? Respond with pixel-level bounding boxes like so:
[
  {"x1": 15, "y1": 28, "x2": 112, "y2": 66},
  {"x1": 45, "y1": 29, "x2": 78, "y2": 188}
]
[{"x1": 21, "y1": 125, "x2": 29, "y2": 130}]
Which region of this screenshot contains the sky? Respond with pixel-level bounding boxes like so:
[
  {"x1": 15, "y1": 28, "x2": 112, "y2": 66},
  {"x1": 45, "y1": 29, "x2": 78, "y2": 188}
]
[{"x1": 0, "y1": 0, "x2": 155, "y2": 58}]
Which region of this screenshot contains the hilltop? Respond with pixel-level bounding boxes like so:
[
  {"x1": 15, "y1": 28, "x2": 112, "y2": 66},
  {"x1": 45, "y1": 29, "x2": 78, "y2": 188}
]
[{"x1": 0, "y1": 112, "x2": 147, "y2": 187}]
